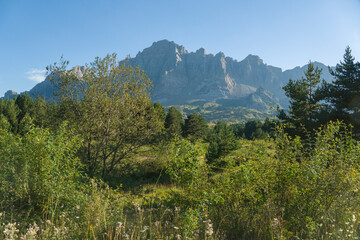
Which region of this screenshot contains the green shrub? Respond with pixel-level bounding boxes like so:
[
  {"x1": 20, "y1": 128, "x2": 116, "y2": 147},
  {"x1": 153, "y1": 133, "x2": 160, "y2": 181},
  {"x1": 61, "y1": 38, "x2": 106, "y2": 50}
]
[{"x1": 0, "y1": 119, "x2": 83, "y2": 219}]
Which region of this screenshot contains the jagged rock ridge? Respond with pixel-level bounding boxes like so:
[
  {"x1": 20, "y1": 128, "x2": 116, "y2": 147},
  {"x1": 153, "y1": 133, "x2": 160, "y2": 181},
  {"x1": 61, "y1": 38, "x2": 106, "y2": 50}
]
[{"x1": 3, "y1": 40, "x2": 335, "y2": 112}]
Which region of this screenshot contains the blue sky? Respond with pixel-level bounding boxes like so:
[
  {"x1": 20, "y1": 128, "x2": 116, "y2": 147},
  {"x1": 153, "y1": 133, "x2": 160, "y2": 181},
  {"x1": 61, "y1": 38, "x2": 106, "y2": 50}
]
[{"x1": 1, "y1": 0, "x2": 360, "y2": 97}]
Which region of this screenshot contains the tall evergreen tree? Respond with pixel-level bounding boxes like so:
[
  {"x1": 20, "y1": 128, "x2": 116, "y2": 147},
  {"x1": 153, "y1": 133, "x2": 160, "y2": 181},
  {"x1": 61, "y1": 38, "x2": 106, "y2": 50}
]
[
  {"x1": 183, "y1": 112, "x2": 208, "y2": 139},
  {"x1": 164, "y1": 107, "x2": 184, "y2": 138},
  {"x1": 206, "y1": 121, "x2": 238, "y2": 163},
  {"x1": 320, "y1": 47, "x2": 360, "y2": 130},
  {"x1": 279, "y1": 61, "x2": 323, "y2": 137},
  {"x1": 15, "y1": 94, "x2": 34, "y2": 122}
]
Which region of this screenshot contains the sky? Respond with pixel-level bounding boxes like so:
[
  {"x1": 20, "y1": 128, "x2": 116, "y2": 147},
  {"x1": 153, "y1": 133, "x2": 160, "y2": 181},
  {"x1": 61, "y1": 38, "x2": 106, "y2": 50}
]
[{"x1": 1, "y1": 0, "x2": 360, "y2": 97}]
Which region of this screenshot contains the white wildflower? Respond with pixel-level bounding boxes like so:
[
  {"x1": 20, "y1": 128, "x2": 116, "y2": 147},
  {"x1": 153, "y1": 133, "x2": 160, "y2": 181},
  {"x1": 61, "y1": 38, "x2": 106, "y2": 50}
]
[
  {"x1": 206, "y1": 222, "x2": 214, "y2": 236},
  {"x1": 140, "y1": 226, "x2": 149, "y2": 233},
  {"x1": 3, "y1": 222, "x2": 19, "y2": 240}
]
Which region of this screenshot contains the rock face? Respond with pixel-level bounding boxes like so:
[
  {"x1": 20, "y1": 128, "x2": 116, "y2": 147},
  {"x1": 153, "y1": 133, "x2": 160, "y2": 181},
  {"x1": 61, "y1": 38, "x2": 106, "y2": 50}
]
[
  {"x1": 127, "y1": 40, "x2": 287, "y2": 106},
  {"x1": 126, "y1": 40, "x2": 334, "y2": 109},
  {"x1": 3, "y1": 90, "x2": 18, "y2": 99},
  {"x1": 3, "y1": 40, "x2": 335, "y2": 111}
]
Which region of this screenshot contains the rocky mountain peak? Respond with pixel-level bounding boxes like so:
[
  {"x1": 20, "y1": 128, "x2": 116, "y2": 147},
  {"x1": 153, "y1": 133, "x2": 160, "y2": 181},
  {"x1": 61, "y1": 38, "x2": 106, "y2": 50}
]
[
  {"x1": 146, "y1": 40, "x2": 188, "y2": 55},
  {"x1": 243, "y1": 54, "x2": 263, "y2": 65},
  {"x1": 3, "y1": 40, "x2": 335, "y2": 113},
  {"x1": 4, "y1": 90, "x2": 18, "y2": 99},
  {"x1": 196, "y1": 48, "x2": 206, "y2": 55}
]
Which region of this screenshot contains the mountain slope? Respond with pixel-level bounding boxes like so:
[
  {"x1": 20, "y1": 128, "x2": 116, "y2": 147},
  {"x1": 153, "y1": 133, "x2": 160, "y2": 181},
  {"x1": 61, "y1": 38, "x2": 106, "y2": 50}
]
[{"x1": 3, "y1": 40, "x2": 335, "y2": 113}]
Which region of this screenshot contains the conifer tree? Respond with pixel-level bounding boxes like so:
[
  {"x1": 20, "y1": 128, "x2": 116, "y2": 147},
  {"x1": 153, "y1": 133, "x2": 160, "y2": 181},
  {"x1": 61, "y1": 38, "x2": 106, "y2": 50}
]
[
  {"x1": 320, "y1": 47, "x2": 360, "y2": 130},
  {"x1": 279, "y1": 61, "x2": 323, "y2": 137},
  {"x1": 206, "y1": 121, "x2": 238, "y2": 164},
  {"x1": 164, "y1": 107, "x2": 184, "y2": 137},
  {"x1": 183, "y1": 112, "x2": 208, "y2": 139}
]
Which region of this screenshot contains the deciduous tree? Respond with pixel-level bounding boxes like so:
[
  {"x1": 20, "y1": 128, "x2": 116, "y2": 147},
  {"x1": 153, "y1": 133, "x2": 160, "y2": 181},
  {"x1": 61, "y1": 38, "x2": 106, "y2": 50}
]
[{"x1": 48, "y1": 54, "x2": 163, "y2": 178}]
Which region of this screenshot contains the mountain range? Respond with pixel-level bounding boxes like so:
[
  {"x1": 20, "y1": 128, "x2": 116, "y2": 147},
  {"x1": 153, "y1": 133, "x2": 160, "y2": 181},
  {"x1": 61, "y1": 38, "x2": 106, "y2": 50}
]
[{"x1": 3, "y1": 40, "x2": 335, "y2": 114}]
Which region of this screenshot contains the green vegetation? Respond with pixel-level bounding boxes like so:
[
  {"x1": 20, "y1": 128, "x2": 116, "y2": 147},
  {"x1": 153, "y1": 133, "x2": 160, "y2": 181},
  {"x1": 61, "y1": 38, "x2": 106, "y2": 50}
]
[
  {"x1": 170, "y1": 101, "x2": 274, "y2": 124},
  {"x1": 0, "y1": 47, "x2": 360, "y2": 239}
]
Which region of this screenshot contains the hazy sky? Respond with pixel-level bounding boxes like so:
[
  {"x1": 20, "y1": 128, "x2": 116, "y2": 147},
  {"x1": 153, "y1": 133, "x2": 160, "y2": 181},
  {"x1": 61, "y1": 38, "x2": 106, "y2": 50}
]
[{"x1": 1, "y1": 0, "x2": 360, "y2": 97}]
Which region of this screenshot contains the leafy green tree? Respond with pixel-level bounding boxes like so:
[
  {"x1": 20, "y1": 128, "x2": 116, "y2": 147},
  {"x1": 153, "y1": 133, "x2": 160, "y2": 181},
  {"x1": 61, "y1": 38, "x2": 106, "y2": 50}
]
[
  {"x1": 279, "y1": 61, "x2": 323, "y2": 137},
  {"x1": 1, "y1": 99, "x2": 19, "y2": 133},
  {"x1": 154, "y1": 101, "x2": 166, "y2": 122},
  {"x1": 183, "y1": 112, "x2": 208, "y2": 139},
  {"x1": 206, "y1": 121, "x2": 239, "y2": 164},
  {"x1": 164, "y1": 107, "x2": 184, "y2": 138},
  {"x1": 48, "y1": 54, "x2": 163, "y2": 178}
]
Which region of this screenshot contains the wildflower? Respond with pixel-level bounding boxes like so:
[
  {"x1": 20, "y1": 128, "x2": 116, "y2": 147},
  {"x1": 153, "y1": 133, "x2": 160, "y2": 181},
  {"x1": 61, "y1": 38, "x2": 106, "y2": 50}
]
[
  {"x1": 140, "y1": 226, "x2": 149, "y2": 233},
  {"x1": 133, "y1": 202, "x2": 141, "y2": 212},
  {"x1": 353, "y1": 214, "x2": 356, "y2": 222},
  {"x1": 205, "y1": 223, "x2": 214, "y2": 236},
  {"x1": 173, "y1": 226, "x2": 179, "y2": 230},
  {"x1": 3, "y1": 223, "x2": 19, "y2": 240},
  {"x1": 76, "y1": 205, "x2": 80, "y2": 210}
]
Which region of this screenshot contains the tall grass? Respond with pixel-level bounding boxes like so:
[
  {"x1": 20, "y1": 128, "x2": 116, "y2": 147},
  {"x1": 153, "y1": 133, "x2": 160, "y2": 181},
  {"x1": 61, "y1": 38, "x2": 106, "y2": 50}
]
[{"x1": 1, "y1": 121, "x2": 360, "y2": 239}]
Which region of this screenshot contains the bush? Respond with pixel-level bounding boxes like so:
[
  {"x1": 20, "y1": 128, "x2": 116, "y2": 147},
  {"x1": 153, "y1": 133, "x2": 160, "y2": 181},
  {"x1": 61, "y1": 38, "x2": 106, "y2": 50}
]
[
  {"x1": 165, "y1": 139, "x2": 205, "y2": 186},
  {"x1": 206, "y1": 121, "x2": 360, "y2": 239},
  {"x1": 0, "y1": 119, "x2": 83, "y2": 219}
]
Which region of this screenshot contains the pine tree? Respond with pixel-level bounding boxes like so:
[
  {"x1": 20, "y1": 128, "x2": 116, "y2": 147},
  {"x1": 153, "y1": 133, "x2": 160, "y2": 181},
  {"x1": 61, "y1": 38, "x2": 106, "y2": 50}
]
[
  {"x1": 279, "y1": 61, "x2": 323, "y2": 137},
  {"x1": 15, "y1": 93, "x2": 34, "y2": 122},
  {"x1": 183, "y1": 112, "x2": 208, "y2": 139},
  {"x1": 321, "y1": 47, "x2": 360, "y2": 129},
  {"x1": 206, "y1": 121, "x2": 238, "y2": 164},
  {"x1": 164, "y1": 107, "x2": 184, "y2": 138}
]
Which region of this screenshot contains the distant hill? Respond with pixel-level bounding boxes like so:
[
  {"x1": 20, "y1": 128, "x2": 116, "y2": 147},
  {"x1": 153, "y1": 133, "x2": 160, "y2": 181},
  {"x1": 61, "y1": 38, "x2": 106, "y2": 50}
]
[{"x1": 3, "y1": 40, "x2": 335, "y2": 118}]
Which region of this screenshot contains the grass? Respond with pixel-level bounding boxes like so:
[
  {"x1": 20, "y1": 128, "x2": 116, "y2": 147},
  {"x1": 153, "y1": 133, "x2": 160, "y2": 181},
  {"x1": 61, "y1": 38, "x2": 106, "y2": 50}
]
[{"x1": 2, "y1": 123, "x2": 360, "y2": 239}]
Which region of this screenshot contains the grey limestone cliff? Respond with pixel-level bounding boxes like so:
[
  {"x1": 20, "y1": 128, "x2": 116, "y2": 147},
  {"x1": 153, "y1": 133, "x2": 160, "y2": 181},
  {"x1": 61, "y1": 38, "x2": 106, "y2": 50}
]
[{"x1": 3, "y1": 40, "x2": 335, "y2": 112}]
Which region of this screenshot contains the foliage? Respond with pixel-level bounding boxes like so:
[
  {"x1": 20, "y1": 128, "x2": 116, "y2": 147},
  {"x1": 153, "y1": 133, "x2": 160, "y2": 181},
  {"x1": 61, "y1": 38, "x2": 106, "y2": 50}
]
[
  {"x1": 165, "y1": 139, "x2": 205, "y2": 186},
  {"x1": 206, "y1": 121, "x2": 239, "y2": 165},
  {"x1": 0, "y1": 95, "x2": 49, "y2": 134},
  {"x1": 279, "y1": 61, "x2": 323, "y2": 137},
  {"x1": 232, "y1": 118, "x2": 278, "y2": 140},
  {"x1": 319, "y1": 47, "x2": 360, "y2": 132},
  {"x1": 0, "y1": 119, "x2": 82, "y2": 219},
  {"x1": 183, "y1": 112, "x2": 208, "y2": 139},
  {"x1": 205, "y1": 121, "x2": 360, "y2": 239},
  {"x1": 48, "y1": 54, "x2": 163, "y2": 178},
  {"x1": 164, "y1": 106, "x2": 184, "y2": 138}
]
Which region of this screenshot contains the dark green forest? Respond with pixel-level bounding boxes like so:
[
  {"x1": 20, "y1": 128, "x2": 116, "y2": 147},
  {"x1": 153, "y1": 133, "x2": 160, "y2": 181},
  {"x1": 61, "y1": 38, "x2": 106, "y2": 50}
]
[{"x1": 1, "y1": 48, "x2": 360, "y2": 239}]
